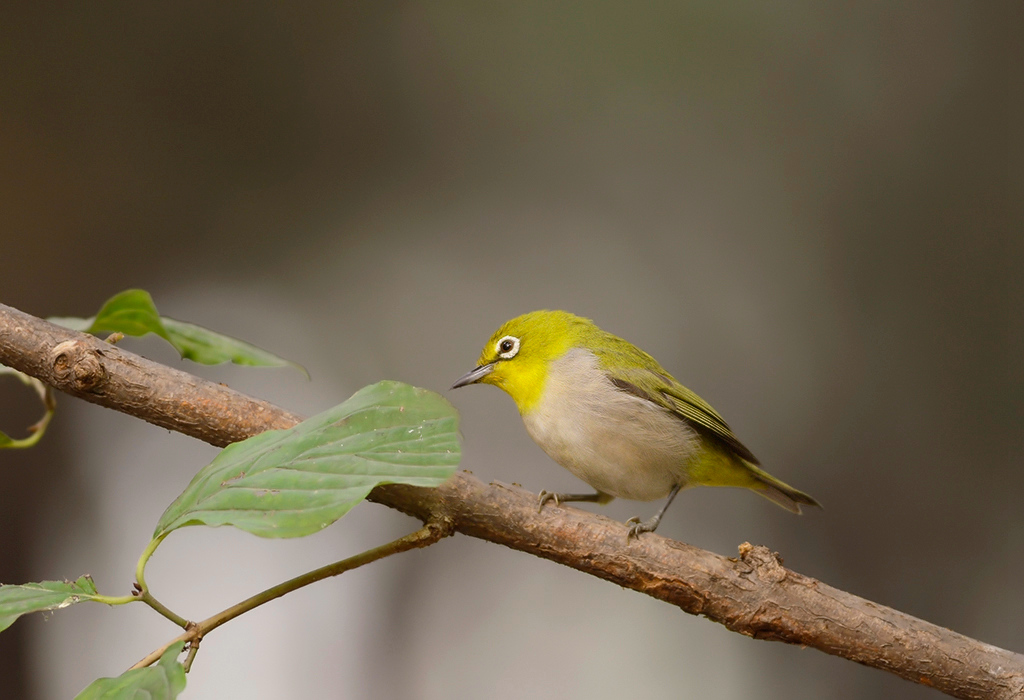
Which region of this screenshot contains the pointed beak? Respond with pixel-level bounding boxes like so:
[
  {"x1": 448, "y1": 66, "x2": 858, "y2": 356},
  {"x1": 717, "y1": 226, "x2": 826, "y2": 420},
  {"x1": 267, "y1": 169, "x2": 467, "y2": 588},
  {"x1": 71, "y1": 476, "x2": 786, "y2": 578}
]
[{"x1": 451, "y1": 363, "x2": 495, "y2": 389}]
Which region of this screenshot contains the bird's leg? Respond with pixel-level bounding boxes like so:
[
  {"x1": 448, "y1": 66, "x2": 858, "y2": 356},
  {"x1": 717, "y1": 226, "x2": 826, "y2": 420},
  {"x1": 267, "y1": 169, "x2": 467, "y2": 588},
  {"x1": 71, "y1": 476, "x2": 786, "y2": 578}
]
[
  {"x1": 537, "y1": 490, "x2": 614, "y2": 513},
  {"x1": 626, "y1": 484, "x2": 683, "y2": 539}
]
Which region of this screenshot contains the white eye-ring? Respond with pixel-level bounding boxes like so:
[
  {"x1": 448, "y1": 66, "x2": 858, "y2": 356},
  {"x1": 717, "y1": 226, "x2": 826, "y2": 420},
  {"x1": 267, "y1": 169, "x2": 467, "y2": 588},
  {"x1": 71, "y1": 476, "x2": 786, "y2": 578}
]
[{"x1": 496, "y1": 335, "x2": 520, "y2": 359}]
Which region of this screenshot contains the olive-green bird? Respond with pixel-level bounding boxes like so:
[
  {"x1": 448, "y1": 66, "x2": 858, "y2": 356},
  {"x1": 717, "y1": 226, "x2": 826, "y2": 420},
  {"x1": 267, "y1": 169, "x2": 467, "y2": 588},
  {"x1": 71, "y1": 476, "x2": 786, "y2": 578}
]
[{"x1": 451, "y1": 310, "x2": 820, "y2": 537}]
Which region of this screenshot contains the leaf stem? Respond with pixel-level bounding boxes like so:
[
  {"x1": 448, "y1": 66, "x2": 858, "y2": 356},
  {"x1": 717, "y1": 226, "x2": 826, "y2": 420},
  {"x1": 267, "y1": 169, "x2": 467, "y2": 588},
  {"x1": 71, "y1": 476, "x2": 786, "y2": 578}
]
[
  {"x1": 0, "y1": 373, "x2": 55, "y2": 449},
  {"x1": 131, "y1": 532, "x2": 191, "y2": 627},
  {"x1": 134, "y1": 534, "x2": 166, "y2": 594},
  {"x1": 128, "y1": 520, "x2": 452, "y2": 672},
  {"x1": 89, "y1": 593, "x2": 138, "y2": 606},
  {"x1": 3, "y1": 402, "x2": 54, "y2": 448},
  {"x1": 140, "y1": 590, "x2": 190, "y2": 629}
]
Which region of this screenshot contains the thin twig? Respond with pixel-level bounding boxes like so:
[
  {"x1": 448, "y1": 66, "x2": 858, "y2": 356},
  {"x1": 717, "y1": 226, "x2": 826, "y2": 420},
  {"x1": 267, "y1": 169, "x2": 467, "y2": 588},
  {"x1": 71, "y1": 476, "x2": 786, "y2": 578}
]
[
  {"x1": 128, "y1": 521, "x2": 452, "y2": 672},
  {"x1": 181, "y1": 637, "x2": 200, "y2": 674}
]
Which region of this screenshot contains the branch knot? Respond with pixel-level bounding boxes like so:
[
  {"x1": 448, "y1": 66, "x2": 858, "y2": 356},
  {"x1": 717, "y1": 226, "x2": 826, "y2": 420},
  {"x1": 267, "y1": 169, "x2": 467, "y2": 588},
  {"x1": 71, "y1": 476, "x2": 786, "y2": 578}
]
[
  {"x1": 738, "y1": 542, "x2": 787, "y2": 583},
  {"x1": 50, "y1": 339, "x2": 107, "y2": 392}
]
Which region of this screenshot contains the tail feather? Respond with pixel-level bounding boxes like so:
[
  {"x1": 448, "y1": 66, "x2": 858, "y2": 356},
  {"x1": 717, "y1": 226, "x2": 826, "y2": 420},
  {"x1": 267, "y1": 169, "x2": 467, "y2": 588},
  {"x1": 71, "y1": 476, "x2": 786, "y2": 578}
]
[
  {"x1": 747, "y1": 466, "x2": 822, "y2": 514},
  {"x1": 691, "y1": 442, "x2": 821, "y2": 513}
]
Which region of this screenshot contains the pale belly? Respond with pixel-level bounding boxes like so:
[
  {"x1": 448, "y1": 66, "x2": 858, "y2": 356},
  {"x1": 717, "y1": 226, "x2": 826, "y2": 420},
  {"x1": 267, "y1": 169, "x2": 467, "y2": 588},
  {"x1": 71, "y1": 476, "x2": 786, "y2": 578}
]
[{"x1": 521, "y1": 350, "x2": 699, "y2": 501}]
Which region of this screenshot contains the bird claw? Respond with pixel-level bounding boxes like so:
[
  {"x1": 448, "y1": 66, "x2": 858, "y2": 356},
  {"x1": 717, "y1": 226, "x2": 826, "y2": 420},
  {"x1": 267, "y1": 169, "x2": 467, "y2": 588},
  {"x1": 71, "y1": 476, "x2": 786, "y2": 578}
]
[
  {"x1": 537, "y1": 490, "x2": 559, "y2": 513},
  {"x1": 625, "y1": 515, "x2": 658, "y2": 539}
]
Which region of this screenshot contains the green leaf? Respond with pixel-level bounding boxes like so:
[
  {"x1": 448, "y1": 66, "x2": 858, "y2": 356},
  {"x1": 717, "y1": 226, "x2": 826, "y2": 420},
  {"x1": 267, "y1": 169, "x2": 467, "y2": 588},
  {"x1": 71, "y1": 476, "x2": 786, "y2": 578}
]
[
  {"x1": 75, "y1": 642, "x2": 186, "y2": 700},
  {"x1": 0, "y1": 576, "x2": 100, "y2": 633},
  {"x1": 161, "y1": 317, "x2": 308, "y2": 376},
  {"x1": 50, "y1": 289, "x2": 170, "y2": 340},
  {"x1": 154, "y1": 381, "x2": 460, "y2": 539},
  {"x1": 50, "y1": 288, "x2": 305, "y2": 373},
  {"x1": 0, "y1": 366, "x2": 56, "y2": 449},
  {"x1": 90, "y1": 288, "x2": 172, "y2": 339}
]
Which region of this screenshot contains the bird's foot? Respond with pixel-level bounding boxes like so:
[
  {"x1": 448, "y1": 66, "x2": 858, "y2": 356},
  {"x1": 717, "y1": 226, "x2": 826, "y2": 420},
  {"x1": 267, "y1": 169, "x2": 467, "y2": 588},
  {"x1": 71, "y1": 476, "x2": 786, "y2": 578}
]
[
  {"x1": 625, "y1": 515, "x2": 662, "y2": 539},
  {"x1": 537, "y1": 490, "x2": 560, "y2": 512}
]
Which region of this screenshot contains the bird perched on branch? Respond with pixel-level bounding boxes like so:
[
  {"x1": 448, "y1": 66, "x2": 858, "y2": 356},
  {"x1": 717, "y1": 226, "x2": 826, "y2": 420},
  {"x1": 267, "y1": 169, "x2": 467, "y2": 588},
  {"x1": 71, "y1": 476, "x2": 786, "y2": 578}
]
[{"x1": 452, "y1": 310, "x2": 820, "y2": 538}]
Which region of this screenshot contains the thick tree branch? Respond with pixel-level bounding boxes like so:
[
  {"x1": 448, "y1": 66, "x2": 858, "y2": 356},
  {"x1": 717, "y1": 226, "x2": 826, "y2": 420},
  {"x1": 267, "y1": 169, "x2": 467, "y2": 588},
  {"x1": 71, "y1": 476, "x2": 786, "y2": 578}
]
[
  {"x1": 2, "y1": 302, "x2": 1022, "y2": 700},
  {"x1": 0, "y1": 303, "x2": 301, "y2": 447}
]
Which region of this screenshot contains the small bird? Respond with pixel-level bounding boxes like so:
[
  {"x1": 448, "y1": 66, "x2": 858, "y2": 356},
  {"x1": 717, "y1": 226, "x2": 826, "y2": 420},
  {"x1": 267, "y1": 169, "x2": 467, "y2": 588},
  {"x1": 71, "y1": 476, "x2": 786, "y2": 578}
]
[{"x1": 451, "y1": 310, "x2": 820, "y2": 537}]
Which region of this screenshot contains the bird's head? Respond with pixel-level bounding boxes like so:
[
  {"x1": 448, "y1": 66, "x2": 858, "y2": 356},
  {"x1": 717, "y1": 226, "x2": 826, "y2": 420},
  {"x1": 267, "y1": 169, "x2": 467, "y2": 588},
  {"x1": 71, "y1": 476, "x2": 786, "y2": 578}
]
[{"x1": 451, "y1": 310, "x2": 593, "y2": 413}]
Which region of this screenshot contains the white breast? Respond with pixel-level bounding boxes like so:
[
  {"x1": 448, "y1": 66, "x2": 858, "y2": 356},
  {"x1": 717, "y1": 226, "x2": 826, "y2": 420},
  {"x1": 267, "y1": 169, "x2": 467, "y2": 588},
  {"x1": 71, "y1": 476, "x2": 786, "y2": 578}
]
[{"x1": 521, "y1": 348, "x2": 698, "y2": 501}]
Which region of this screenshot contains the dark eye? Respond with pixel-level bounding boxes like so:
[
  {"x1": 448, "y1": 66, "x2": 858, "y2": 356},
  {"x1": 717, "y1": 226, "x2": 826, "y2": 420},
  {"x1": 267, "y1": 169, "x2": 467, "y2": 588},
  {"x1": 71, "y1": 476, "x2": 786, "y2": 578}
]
[{"x1": 496, "y1": 335, "x2": 520, "y2": 359}]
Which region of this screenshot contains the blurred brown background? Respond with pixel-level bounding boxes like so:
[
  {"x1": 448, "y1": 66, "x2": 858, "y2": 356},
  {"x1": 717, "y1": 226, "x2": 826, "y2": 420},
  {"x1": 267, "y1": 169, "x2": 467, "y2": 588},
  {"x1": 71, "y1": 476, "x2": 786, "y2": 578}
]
[{"x1": 2, "y1": 2, "x2": 1022, "y2": 698}]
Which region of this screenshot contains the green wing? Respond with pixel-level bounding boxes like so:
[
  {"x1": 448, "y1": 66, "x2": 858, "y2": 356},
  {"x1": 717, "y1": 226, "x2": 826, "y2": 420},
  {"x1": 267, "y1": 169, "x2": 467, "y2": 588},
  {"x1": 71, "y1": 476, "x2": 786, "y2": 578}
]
[
  {"x1": 594, "y1": 337, "x2": 759, "y2": 465},
  {"x1": 657, "y1": 382, "x2": 759, "y2": 464}
]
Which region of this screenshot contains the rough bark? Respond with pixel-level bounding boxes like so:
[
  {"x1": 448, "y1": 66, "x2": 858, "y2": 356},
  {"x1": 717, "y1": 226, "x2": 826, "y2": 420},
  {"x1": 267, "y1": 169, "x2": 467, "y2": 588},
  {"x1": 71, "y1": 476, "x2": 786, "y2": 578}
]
[
  {"x1": 1, "y1": 302, "x2": 1022, "y2": 700},
  {"x1": 0, "y1": 303, "x2": 301, "y2": 446}
]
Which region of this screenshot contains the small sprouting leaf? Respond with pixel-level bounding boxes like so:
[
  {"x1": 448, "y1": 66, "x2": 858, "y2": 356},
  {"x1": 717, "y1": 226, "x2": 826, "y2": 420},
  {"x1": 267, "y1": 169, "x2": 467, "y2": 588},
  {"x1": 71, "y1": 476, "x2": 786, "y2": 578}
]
[
  {"x1": 0, "y1": 366, "x2": 56, "y2": 449},
  {"x1": 0, "y1": 576, "x2": 100, "y2": 633},
  {"x1": 154, "y1": 381, "x2": 460, "y2": 539},
  {"x1": 49, "y1": 288, "x2": 304, "y2": 373},
  {"x1": 75, "y1": 642, "x2": 186, "y2": 700}
]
